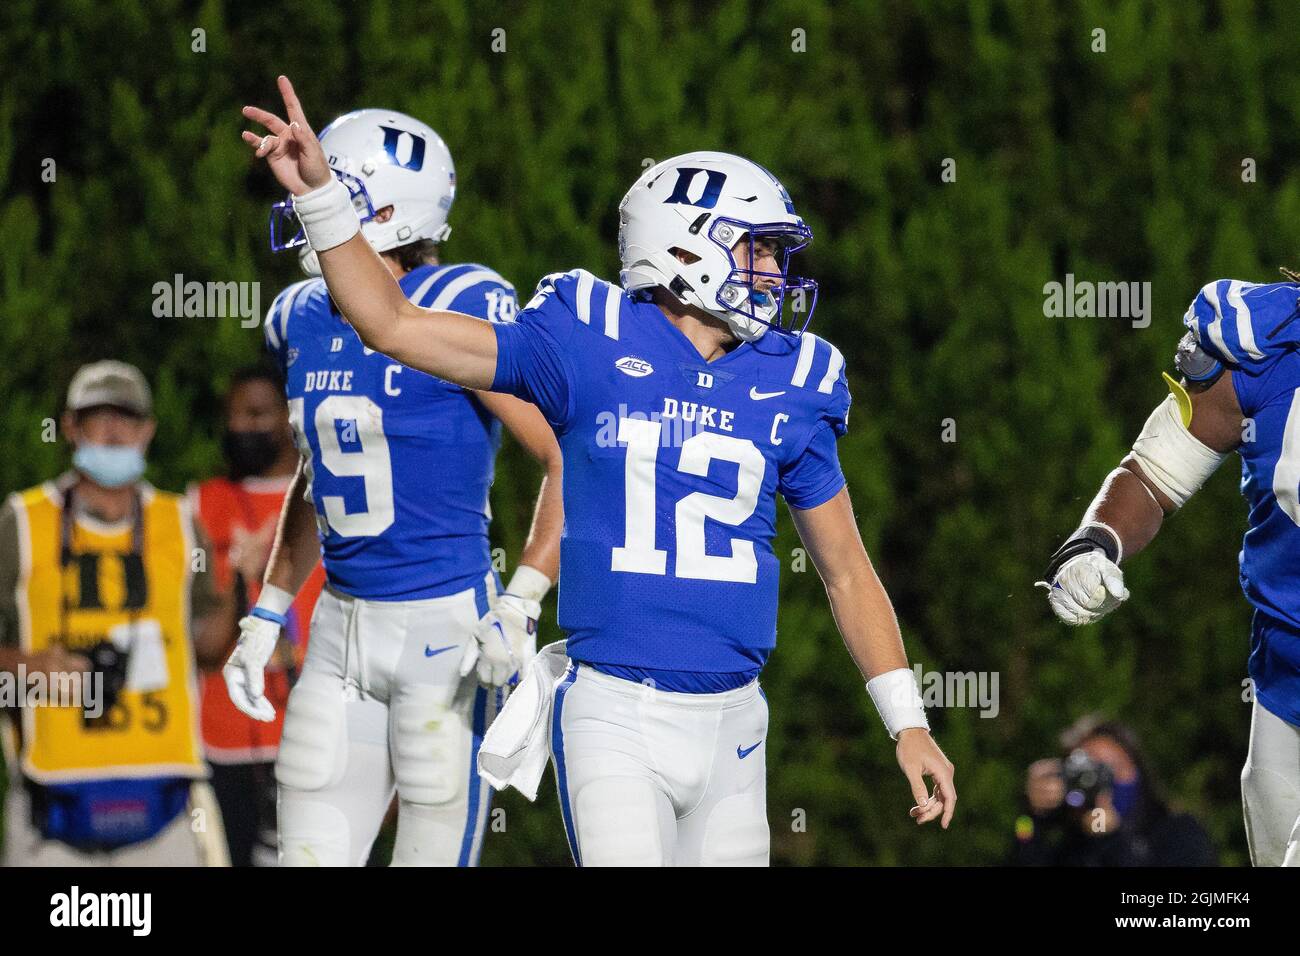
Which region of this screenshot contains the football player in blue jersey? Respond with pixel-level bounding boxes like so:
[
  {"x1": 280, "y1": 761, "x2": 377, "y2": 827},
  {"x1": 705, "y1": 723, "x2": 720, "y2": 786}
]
[
  {"x1": 1042, "y1": 273, "x2": 1300, "y2": 866},
  {"x1": 223, "y1": 106, "x2": 564, "y2": 866},
  {"x1": 240, "y1": 76, "x2": 955, "y2": 866}
]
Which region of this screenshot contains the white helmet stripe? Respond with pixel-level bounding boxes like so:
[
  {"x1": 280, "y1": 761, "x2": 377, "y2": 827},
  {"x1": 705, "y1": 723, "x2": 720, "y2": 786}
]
[
  {"x1": 1228, "y1": 280, "x2": 1264, "y2": 360},
  {"x1": 1201, "y1": 281, "x2": 1236, "y2": 361},
  {"x1": 818, "y1": 345, "x2": 845, "y2": 394},
  {"x1": 427, "y1": 269, "x2": 509, "y2": 311},
  {"x1": 575, "y1": 271, "x2": 595, "y2": 325},
  {"x1": 602, "y1": 283, "x2": 623, "y2": 340},
  {"x1": 791, "y1": 331, "x2": 818, "y2": 387}
]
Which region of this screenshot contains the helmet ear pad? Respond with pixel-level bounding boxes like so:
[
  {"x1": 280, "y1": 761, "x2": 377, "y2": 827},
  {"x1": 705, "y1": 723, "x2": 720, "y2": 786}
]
[{"x1": 623, "y1": 231, "x2": 775, "y2": 342}]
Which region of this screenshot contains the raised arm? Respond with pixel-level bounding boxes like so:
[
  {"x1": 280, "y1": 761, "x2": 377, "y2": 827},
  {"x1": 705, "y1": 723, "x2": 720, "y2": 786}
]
[{"x1": 242, "y1": 76, "x2": 497, "y2": 388}]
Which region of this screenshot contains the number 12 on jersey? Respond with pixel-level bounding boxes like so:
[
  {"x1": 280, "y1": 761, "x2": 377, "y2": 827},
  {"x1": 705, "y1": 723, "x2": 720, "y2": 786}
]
[{"x1": 610, "y1": 416, "x2": 765, "y2": 584}]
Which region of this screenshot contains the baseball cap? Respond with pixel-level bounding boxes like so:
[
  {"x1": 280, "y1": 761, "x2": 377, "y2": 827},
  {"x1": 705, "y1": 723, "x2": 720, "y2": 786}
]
[{"x1": 65, "y1": 361, "x2": 153, "y2": 417}]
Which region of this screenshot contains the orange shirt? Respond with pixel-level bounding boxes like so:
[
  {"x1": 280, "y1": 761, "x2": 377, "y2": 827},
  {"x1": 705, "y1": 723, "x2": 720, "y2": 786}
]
[{"x1": 191, "y1": 476, "x2": 324, "y2": 764}]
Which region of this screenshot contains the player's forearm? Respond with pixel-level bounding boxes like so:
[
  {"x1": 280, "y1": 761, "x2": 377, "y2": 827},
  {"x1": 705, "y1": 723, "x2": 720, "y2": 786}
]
[
  {"x1": 824, "y1": 561, "x2": 910, "y2": 680},
  {"x1": 517, "y1": 465, "x2": 563, "y2": 583},
  {"x1": 791, "y1": 490, "x2": 909, "y2": 678},
  {"x1": 315, "y1": 233, "x2": 411, "y2": 354},
  {"x1": 193, "y1": 591, "x2": 240, "y2": 669},
  {"x1": 1076, "y1": 462, "x2": 1167, "y2": 562},
  {"x1": 262, "y1": 464, "x2": 322, "y2": 599},
  {"x1": 306, "y1": 199, "x2": 498, "y2": 389},
  {"x1": 1055, "y1": 373, "x2": 1239, "y2": 571}
]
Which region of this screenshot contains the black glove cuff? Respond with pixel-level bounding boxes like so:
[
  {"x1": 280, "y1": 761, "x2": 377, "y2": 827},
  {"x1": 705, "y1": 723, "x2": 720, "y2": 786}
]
[{"x1": 1045, "y1": 524, "x2": 1121, "y2": 582}]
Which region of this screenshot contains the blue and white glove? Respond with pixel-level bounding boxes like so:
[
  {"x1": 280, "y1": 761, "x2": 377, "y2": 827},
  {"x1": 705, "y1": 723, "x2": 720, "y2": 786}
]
[
  {"x1": 1045, "y1": 550, "x2": 1129, "y2": 626},
  {"x1": 223, "y1": 585, "x2": 293, "y2": 722},
  {"x1": 460, "y1": 567, "x2": 548, "y2": 687}
]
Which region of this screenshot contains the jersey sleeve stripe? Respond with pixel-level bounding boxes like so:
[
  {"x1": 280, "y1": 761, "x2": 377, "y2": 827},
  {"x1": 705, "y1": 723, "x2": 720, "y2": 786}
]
[
  {"x1": 602, "y1": 282, "x2": 622, "y2": 340},
  {"x1": 791, "y1": 331, "x2": 818, "y2": 387},
  {"x1": 575, "y1": 271, "x2": 595, "y2": 325},
  {"x1": 817, "y1": 344, "x2": 845, "y2": 394},
  {"x1": 409, "y1": 266, "x2": 451, "y2": 306},
  {"x1": 1201, "y1": 281, "x2": 1237, "y2": 362},
  {"x1": 263, "y1": 296, "x2": 282, "y2": 350},
  {"x1": 271, "y1": 279, "x2": 314, "y2": 351},
  {"x1": 427, "y1": 269, "x2": 511, "y2": 311},
  {"x1": 1228, "y1": 280, "x2": 1265, "y2": 360}
]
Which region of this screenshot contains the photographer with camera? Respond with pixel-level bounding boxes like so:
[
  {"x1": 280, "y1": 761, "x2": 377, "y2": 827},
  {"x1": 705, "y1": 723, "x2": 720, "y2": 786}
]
[
  {"x1": 0, "y1": 361, "x2": 233, "y2": 865},
  {"x1": 1013, "y1": 714, "x2": 1215, "y2": 866}
]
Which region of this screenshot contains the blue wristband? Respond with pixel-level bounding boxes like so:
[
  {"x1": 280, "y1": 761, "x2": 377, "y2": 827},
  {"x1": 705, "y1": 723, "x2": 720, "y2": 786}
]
[{"x1": 250, "y1": 606, "x2": 289, "y2": 628}]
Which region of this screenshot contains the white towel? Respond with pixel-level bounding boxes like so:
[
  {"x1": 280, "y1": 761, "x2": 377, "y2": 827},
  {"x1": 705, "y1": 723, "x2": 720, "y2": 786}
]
[{"x1": 477, "y1": 640, "x2": 570, "y2": 801}]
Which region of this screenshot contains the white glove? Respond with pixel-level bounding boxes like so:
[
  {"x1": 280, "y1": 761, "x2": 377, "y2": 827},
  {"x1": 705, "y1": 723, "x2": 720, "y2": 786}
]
[
  {"x1": 1042, "y1": 550, "x2": 1130, "y2": 626},
  {"x1": 223, "y1": 613, "x2": 281, "y2": 721},
  {"x1": 461, "y1": 593, "x2": 541, "y2": 688}
]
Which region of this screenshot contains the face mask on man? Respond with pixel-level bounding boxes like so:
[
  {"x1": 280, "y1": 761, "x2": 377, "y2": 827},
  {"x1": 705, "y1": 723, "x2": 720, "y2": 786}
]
[
  {"x1": 223, "y1": 429, "x2": 281, "y2": 480},
  {"x1": 1110, "y1": 775, "x2": 1141, "y2": 819},
  {"x1": 72, "y1": 444, "x2": 146, "y2": 489}
]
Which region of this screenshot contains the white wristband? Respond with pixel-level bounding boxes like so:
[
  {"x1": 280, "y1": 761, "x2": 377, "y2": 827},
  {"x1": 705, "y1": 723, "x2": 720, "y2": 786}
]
[
  {"x1": 505, "y1": 565, "x2": 552, "y2": 603},
  {"x1": 866, "y1": 668, "x2": 929, "y2": 740},
  {"x1": 255, "y1": 584, "x2": 294, "y2": 617},
  {"x1": 292, "y1": 178, "x2": 360, "y2": 254}
]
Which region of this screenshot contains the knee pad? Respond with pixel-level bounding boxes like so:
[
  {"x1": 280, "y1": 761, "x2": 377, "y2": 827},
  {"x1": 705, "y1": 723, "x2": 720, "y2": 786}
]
[
  {"x1": 276, "y1": 673, "x2": 348, "y2": 792},
  {"x1": 277, "y1": 789, "x2": 353, "y2": 867},
  {"x1": 698, "y1": 792, "x2": 769, "y2": 867},
  {"x1": 1242, "y1": 762, "x2": 1300, "y2": 867},
  {"x1": 573, "y1": 776, "x2": 667, "y2": 866},
  {"x1": 391, "y1": 692, "x2": 469, "y2": 807}
]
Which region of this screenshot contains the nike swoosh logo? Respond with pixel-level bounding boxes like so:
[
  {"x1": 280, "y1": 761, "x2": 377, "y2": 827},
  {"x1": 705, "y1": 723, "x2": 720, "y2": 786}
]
[
  {"x1": 749, "y1": 387, "x2": 785, "y2": 401},
  {"x1": 737, "y1": 742, "x2": 762, "y2": 759},
  {"x1": 424, "y1": 644, "x2": 458, "y2": 658}
]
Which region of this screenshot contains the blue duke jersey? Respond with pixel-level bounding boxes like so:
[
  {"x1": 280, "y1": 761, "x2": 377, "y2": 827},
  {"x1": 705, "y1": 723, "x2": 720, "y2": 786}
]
[
  {"x1": 264, "y1": 263, "x2": 518, "y2": 600},
  {"x1": 493, "y1": 270, "x2": 850, "y2": 686},
  {"x1": 1184, "y1": 279, "x2": 1300, "y2": 720}
]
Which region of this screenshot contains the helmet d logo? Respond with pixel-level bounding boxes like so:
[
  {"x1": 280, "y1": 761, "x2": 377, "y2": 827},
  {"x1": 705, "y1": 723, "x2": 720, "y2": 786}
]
[
  {"x1": 663, "y1": 167, "x2": 727, "y2": 209},
  {"x1": 379, "y1": 126, "x2": 426, "y2": 171}
]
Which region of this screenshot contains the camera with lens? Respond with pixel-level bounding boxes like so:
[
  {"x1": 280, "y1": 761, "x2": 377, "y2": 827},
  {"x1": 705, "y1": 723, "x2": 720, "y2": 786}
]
[
  {"x1": 1061, "y1": 748, "x2": 1114, "y2": 812},
  {"x1": 84, "y1": 639, "x2": 129, "y2": 715}
]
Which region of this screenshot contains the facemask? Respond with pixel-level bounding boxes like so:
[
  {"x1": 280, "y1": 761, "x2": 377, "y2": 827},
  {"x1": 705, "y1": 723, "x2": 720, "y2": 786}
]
[
  {"x1": 223, "y1": 430, "x2": 281, "y2": 480},
  {"x1": 73, "y1": 444, "x2": 146, "y2": 489},
  {"x1": 1111, "y1": 776, "x2": 1141, "y2": 818}
]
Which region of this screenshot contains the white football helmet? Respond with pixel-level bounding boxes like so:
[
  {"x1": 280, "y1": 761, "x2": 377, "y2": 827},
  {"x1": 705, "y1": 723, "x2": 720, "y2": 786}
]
[
  {"x1": 269, "y1": 108, "x2": 456, "y2": 276},
  {"x1": 619, "y1": 151, "x2": 818, "y2": 341}
]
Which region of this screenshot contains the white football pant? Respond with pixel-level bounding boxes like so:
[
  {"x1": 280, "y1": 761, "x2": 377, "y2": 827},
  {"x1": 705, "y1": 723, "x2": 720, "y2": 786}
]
[
  {"x1": 276, "y1": 574, "x2": 501, "y2": 866},
  {"x1": 551, "y1": 663, "x2": 770, "y2": 866},
  {"x1": 1241, "y1": 696, "x2": 1300, "y2": 866}
]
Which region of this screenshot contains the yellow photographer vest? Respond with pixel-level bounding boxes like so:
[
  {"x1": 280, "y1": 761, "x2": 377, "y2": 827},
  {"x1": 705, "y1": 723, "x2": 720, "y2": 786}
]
[{"x1": 11, "y1": 481, "x2": 204, "y2": 783}]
